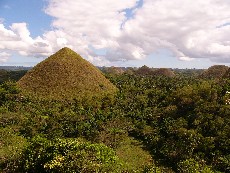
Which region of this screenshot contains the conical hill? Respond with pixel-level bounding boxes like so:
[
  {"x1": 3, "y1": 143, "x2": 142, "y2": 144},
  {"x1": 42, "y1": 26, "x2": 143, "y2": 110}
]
[
  {"x1": 223, "y1": 68, "x2": 230, "y2": 79},
  {"x1": 200, "y1": 65, "x2": 229, "y2": 79},
  {"x1": 18, "y1": 47, "x2": 118, "y2": 100},
  {"x1": 152, "y1": 68, "x2": 175, "y2": 77},
  {"x1": 134, "y1": 65, "x2": 153, "y2": 76}
]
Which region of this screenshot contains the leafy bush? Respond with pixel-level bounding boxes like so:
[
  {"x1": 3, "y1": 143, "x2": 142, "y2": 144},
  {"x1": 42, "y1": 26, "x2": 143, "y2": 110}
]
[
  {"x1": 0, "y1": 128, "x2": 28, "y2": 172},
  {"x1": 20, "y1": 136, "x2": 122, "y2": 173},
  {"x1": 178, "y1": 158, "x2": 214, "y2": 173}
]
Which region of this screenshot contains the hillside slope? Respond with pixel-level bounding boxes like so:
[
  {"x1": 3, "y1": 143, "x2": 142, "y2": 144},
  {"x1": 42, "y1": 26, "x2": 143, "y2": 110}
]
[
  {"x1": 200, "y1": 65, "x2": 229, "y2": 79},
  {"x1": 18, "y1": 47, "x2": 117, "y2": 100}
]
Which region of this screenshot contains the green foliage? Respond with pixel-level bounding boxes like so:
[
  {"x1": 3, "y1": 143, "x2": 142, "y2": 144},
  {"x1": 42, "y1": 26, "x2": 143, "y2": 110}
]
[
  {"x1": 0, "y1": 65, "x2": 230, "y2": 172},
  {"x1": 20, "y1": 136, "x2": 122, "y2": 173},
  {"x1": 0, "y1": 69, "x2": 27, "y2": 84},
  {"x1": 115, "y1": 136, "x2": 152, "y2": 171},
  {"x1": 0, "y1": 127, "x2": 28, "y2": 172},
  {"x1": 0, "y1": 81, "x2": 20, "y2": 106},
  {"x1": 178, "y1": 158, "x2": 214, "y2": 173}
]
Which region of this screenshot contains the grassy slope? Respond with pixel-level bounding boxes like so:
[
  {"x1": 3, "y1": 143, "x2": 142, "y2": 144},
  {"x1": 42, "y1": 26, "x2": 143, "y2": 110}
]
[
  {"x1": 200, "y1": 65, "x2": 229, "y2": 79},
  {"x1": 223, "y1": 68, "x2": 230, "y2": 79},
  {"x1": 153, "y1": 68, "x2": 175, "y2": 77},
  {"x1": 115, "y1": 136, "x2": 153, "y2": 171},
  {"x1": 18, "y1": 47, "x2": 117, "y2": 100}
]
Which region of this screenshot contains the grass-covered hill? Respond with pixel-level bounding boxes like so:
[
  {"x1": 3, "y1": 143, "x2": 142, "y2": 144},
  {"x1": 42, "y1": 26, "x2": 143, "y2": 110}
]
[
  {"x1": 200, "y1": 65, "x2": 229, "y2": 79},
  {"x1": 17, "y1": 47, "x2": 117, "y2": 100},
  {"x1": 134, "y1": 65, "x2": 153, "y2": 76},
  {"x1": 152, "y1": 68, "x2": 175, "y2": 77},
  {"x1": 223, "y1": 68, "x2": 230, "y2": 79},
  {"x1": 102, "y1": 66, "x2": 124, "y2": 75},
  {"x1": 134, "y1": 65, "x2": 175, "y2": 77}
]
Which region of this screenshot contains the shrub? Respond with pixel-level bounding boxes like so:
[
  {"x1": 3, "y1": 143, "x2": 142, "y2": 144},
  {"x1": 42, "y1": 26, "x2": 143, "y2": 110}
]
[{"x1": 20, "y1": 136, "x2": 122, "y2": 173}]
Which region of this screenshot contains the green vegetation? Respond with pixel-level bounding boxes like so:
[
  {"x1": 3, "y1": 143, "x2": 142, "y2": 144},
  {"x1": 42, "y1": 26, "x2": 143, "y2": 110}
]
[
  {"x1": 0, "y1": 69, "x2": 27, "y2": 84},
  {"x1": 115, "y1": 136, "x2": 152, "y2": 171},
  {"x1": 0, "y1": 52, "x2": 229, "y2": 172},
  {"x1": 18, "y1": 47, "x2": 117, "y2": 100},
  {"x1": 20, "y1": 136, "x2": 122, "y2": 173}
]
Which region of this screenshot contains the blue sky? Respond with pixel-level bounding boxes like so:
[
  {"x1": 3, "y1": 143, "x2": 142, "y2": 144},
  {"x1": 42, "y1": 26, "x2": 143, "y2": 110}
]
[
  {"x1": 0, "y1": 0, "x2": 51, "y2": 37},
  {"x1": 0, "y1": 0, "x2": 230, "y2": 68},
  {"x1": 0, "y1": 0, "x2": 52, "y2": 66}
]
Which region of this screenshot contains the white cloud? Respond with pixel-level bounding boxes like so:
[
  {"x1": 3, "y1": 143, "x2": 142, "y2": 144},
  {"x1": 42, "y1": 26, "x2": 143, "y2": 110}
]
[
  {"x1": 0, "y1": 51, "x2": 10, "y2": 62},
  {"x1": 44, "y1": 0, "x2": 138, "y2": 64},
  {"x1": 43, "y1": 0, "x2": 230, "y2": 64},
  {"x1": 0, "y1": 23, "x2": 54, "y2": 58},
  {"x1": 1, "y1": 0, "x2": 230, "y2": 65},
  {"x1": 121, "y1": 0, "x2": 230, "y2": 62}
]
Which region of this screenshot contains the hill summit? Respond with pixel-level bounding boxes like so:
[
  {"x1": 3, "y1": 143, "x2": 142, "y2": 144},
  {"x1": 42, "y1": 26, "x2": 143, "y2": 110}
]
[
  {"x1": 200, "y1": 65, "x2": 229, "y2": 79},
  {"x1": 152, "y1": 68, "x2": 175, "y2": 77},
  {"x1": 223, "y1": 68, "x2": 230, "y2": 79},
  {"x1": 134, "y1": 65, "x2": 175, "y2": 77},
  {"x1": 18, "y1": 47, "x2": 118, "y2": 100}
]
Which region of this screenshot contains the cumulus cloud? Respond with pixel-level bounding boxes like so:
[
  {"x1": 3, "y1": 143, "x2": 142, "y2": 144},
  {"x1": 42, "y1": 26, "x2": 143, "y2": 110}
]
[
  {"x1": 43, "y1": 0, "x2": 230, "y2": 64},
  {"x1": 0, "y1": 23, "x2": 49, "y2": 56},
  {"x1": 0, "y1": 23, "x2": 68, "y2": 59},
  {"x1": 0, "y1": 51, "x2": 10, "y2": 62},
  {"x1": 1, "y1": 0, "x2": 230, "y2": 65},
  {"x1": 44, "y1": 0, "x2": 138, "y2": 63},
  {"x1": 120, "y1": 0, "x2": 230, "y2": 62}
]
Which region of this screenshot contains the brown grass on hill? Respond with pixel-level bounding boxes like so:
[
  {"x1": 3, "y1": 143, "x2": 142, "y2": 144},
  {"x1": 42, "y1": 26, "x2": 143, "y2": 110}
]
[
  {"x1": 223, "y1": 68, "x2": 230, "y2": 79},
  {"x1": 134, "y1": 65, "x2": 153, "y2": 76},
  {"x1": 200, "y1": 65, "x2": 229, "y2": 79},
  {"x1": 152, "y1": 68, "x2": 175, "y2": 77},
  {"x1": 134, "y1": 65, "x2": 175, "y2": 77},
  {"x1": 103, "y1": 66, "x2": 124, "y2": 75},
  {"x1": 18, "y1": 47, "x2": 118, "y2": 100}
]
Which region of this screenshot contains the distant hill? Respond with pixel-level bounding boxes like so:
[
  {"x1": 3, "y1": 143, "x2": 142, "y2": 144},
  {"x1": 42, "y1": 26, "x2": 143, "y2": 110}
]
[
  {"x1": 173, "y1": 68, "x2": 204, "y2": 77},
  {"x1": 134, "y1": 65, "x2": 175, "y2": 77},
  {"x1": 134, "y1": 65, "x2": 154, "y2": 76},
  {"x1": 152, "y1": 68, "x2": 175, "y2": 77},
  {"x1": 223, "y1": 68, "x2": 230, "y2": 79},
  {"x1": 102, "y1": 66, "x2": 124, "y2": 75},
  {"x1": 18, "y1": 47, "x2": 118, "y2": 100},
  {"x1": 200, "y1": 65, "x2": 229, "y2": 79}
]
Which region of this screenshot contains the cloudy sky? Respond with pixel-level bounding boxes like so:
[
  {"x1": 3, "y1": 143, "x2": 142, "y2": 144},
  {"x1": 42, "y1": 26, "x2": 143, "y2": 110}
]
[{"x1": 0, "y1": 0, "x2": 230, "y2": 68}]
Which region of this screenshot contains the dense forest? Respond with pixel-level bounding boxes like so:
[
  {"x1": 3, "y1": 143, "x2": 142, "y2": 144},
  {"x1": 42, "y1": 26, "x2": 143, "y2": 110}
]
[
  {"x1": 0, "y1": 70, "x2": 27, "y2": 84},
  {"x1": 0, "y1": 65, "x2": 230, "y2": 172}
]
